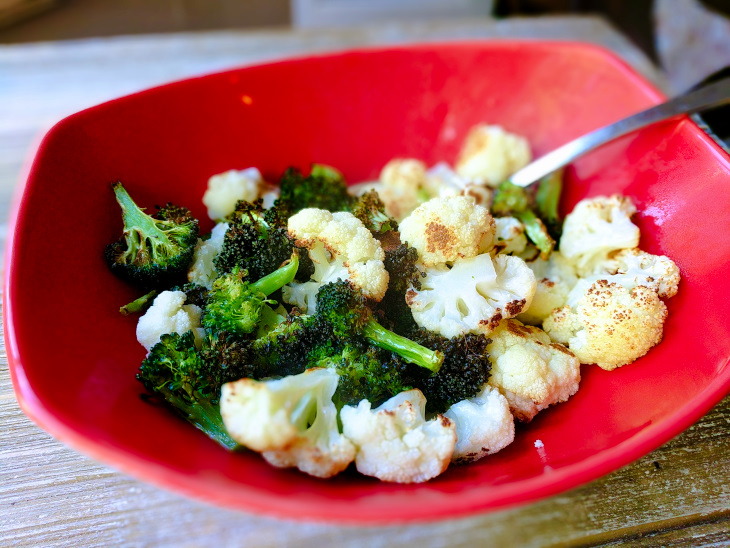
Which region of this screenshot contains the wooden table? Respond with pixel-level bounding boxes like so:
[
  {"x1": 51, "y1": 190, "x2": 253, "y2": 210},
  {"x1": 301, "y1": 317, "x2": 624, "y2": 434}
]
[{"x1": 1, "y1": 17, "x2": 729, "y2": 547}]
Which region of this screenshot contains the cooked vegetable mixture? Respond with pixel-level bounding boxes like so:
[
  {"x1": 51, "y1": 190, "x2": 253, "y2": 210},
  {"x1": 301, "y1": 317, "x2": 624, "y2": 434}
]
[{"x1": 106, "y1": 123, "x2": 680, "y2": 482}]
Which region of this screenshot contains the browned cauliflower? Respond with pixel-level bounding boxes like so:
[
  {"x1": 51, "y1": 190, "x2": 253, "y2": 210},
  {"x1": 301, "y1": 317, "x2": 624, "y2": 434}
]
[
  {"x1": 486, "y1": 320, "x2": 580, "y2": 421},
  {"x1": 455, "y1": 124, "x2": 532, "y2": 187},
  {"x1": 283, "y1": 208, "x2": 389, "y2": 313},
  {"x1": 398, "y1": 195, "x2": 495, "y2": 267},
  {"x1": 543, "y1": 280, "x2": 668, "y2": 370}
]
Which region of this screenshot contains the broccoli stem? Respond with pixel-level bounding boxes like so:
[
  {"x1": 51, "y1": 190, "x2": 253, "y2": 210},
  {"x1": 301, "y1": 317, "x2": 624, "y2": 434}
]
[
  {"x1": 535, "y1": 169, "x2": 563, "y2": 227},
  {"x1": 362, "y1": 319, "x2": 444, "y2": 373},
  {"x1": 515, "y1": 209, "x2": 555, "y2": 259},
  {"x1": 250, "y1": 252, "x2": 299, "y2": 296},
  {"x1": 112, "y1": 182, "x2": 170, "y2": 244},
  {"x1": 120, "y1": 289, "x2": 158, "y2": 316},
  {"x1": 159, "y1": 387, "x2": 239, "y2": 450}
]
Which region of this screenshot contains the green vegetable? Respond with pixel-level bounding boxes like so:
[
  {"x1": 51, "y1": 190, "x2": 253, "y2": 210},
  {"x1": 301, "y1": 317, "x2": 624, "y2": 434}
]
[
  {"x1": 105, "y1": 182, "x2": 199, "y2": 289},
  {"x1": 119, "y1": 289, "x2": 157, "y2": 316},
  {"x1": 275, "y1": 165, "x2": 354, "y2": 216},
  {"x1": 314, "y1": 280, "x2": 443, "y2": 373},
  {"x1": 203, "y1": 253, "x2": 299, "y2": 335},
  {"x1": 137, "y1": 331, "x2": 238, "y2": 449}
]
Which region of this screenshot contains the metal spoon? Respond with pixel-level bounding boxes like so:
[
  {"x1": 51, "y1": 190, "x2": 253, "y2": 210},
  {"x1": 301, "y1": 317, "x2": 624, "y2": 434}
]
[{"x1": 508, "y1": 77, "x2": 730, "y2": 188}]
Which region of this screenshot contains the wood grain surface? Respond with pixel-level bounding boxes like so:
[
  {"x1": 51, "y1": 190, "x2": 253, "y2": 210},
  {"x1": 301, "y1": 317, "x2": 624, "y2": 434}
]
[{"x1": 1, "y1": 17, "x2": 728, "y2": 547}]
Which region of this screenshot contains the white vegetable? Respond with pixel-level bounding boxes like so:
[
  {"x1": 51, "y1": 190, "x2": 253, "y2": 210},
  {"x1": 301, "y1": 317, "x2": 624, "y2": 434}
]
[
  {"x1": 220, "y1": 368, "x2": 355, "y2": 478},
  {"x1": 284, "y1": 209, "x2": 388, "y2": 314},
  {"x1": 559, "y1": 195, "x2": 640, "y2": 274},
  {"x1": 136, "y1": 290, "x2": 204, "y2": 351},
  {"x1": 544, "y1": 280, "x2": 668, "y2": 370},
  {"x1": 487, "y1": 320, "x2": 580, "y2": 422},
  {"x1": 187, "y1": 222, "x2": 229, "y2": 289},
  {"x1": 340, "y1": 389, "x2": 456, "y2": 483},
  {"x1": 517, "y1": 251, "x2": 578, "y2": 326},
  {"x1": 406, "y1": 253, "x2": 536, "y2": 338},
  {"x1": 455, "y1": 124, "x2": 532, "y2": 187},
  {"x1": 399, "y1": 195, "x2": 495, "y2": 266},
  {"x1": 491, "y1": 216, "x2": 528, "y2": 256},
  {"x1": 202, "y1": 168, "x2": 263, "y2": 221},
  {"x1": 443, "y1": 385, "x2": 515, "y2": 463}
]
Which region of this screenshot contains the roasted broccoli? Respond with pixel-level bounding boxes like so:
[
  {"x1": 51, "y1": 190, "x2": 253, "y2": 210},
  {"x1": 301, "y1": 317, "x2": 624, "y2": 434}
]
[
  {"x1": 349, "y1": 189, "x2": 398, "y2": 234},
  {"x1": 137, "y1": 331, "x2": 238, "y2": 449},
  {"x1": 275, "y1": 165, "x2": 354, "y2": 216},
  {"x1": 405, "y1": 329, "x2": 492, "y2": 414},
  {"x1": 214, "y1": 199, "x2": 313, "y2": 282},
  {"x1": 491, "y1": 176, "x2": 563, "y2": 259},
  {"x1": 105, "y1": 182, "x2": 199, "y2": 288},
  {"x1": 119, "y1": 289, "x2": 158, "y2": 316},
  {"x1": 314, "y1": 280, "x2": 443, "y2": 373},
  {"x1": 203, "y1": 253, "x2": 299, "y2": 335},
  {"x1": 313, "y1": 342, "x2": 413, "y2": 408},
  {"x1": 376, "y1": 242, "x2": 423, "y2": 335}
]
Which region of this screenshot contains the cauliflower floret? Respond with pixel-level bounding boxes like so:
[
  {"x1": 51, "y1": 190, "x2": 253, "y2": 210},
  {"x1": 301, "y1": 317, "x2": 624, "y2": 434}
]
[
  {"x1": 376, "y1": 159, "x2": 433, "y2": 221},
  {"x1": 220, "y1": 368, "x2": 355, "y2": 478},
  {"x1": 283, "y1": 209, "x2": 389, "y2": 314},
  {"x1": 517, "y1": 251, "x2": 578, "y2": 325},
  {"x1": 544, "y1": 280, "x2": 668, "y2": 370},
  {"x1": 491, "y1": 216, "x2": 528, "y2": 256},
  {"x1": 455, "y1": 124, "x2": 532, "y2": 187},
  {"x1": 202, "y1": 167, "x2": 263, "y2": 221},
  {"x1": 486, "y1": 320, "x2": 580, "y2": 422},
  {"x1": 559, "y1": 195, "x2": 640, "y2": 274},
  {"x1": 592, "y1": 248, "x2": 680, "y2": 298},
  {"x1": 399, "y1": 195, "x2": 495, "y2": 267},
  {"x1": 340, "y1": 389, "x2": 456, "y2": 483},
  {"x1": 187, "y1": 222, "x2": 229, "y2": 289},
  {"x1": 136, "y1": 290, "x2": 204, "y2": 351},
  {"x1": 426, "y1": 162, "x2": 493, "y2": 206},
  {"x1": 406, "y1": 253, "x2": 536, "y2": 338},
  {"x1": 443, "y1": 385, "x2": 515, "y2": 463}
]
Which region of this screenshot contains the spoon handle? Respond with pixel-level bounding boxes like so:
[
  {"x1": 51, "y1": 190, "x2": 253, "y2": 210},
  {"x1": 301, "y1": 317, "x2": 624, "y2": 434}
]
[{"x1": 508, "y1": 77, "x2": 730, "y2": 188}]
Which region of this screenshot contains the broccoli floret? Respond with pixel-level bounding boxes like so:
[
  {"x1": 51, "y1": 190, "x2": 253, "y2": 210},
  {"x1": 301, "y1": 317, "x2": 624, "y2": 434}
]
[
  {"x1": 405, "y1": 330, "x2": 492, "y2": 414},
  {"x1": 137, "y1": 331, "x2": 238, "y2": 449},
  {"x1": 315, "y1": 342, "x2": 413, "y2": 409},
  {"x1": 214, "y1": 199, "x2": 313, "y2": 282},
  {"x1": 275, "y1": 165, "x2": 354, "y2": 216},
  {"x1": 375, "y1": 242, "x2": 423, "y2": 335},
  {"x1": 203, "y1": 253, "x2": 299, "y2": 335},
  {"x1": 105, "y1": 182, "x2": 199, "y2": 289},
  {"x1": 350, "y1": 189, "x2": 398, "y2": 234},
  {"x1": 491, "y1": 178, "x2": 561, "y2": 259},
  {"x1": 170, "y1": 282, "x2": 209, "y2": 308},
  {"x1": 315, "y1": 281, "x2": 443, "y2": 373},
  {"x1": 198, "y1": 330, "x2": 261, "y2": 383}
]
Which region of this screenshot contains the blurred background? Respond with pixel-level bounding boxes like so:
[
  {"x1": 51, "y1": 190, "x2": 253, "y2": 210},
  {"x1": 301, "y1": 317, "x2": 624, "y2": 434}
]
[{"x1": 1, "y1": 0, "x2": 729, "y2": 91}]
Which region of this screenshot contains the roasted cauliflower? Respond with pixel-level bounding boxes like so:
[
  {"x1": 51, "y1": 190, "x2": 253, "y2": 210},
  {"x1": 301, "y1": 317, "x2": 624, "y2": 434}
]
[
  {"x1": 487, "y1": 319, "x2": 580, "y2": 421},
  {"x1": 283, "y1": 208, "x2": 389, "y2": 313},
  {"x1": 202, "y1": 168, "x2": 263, "y2": 221},
  {"x1": 443, "y1": 385, "x2": 515, "y2": 463},
  {"x1": 398, "y1": 195, "x2": 495, "y2": 267},
  {"x1": 220, "y1": 368, "x2": 355, "y2": 478},
  {"x1": 340, "y1": 389, "x2": 456, "y2": 483},
  {"x1": 455, "y1": 124, "x2": 532, "y2": 187},
  {"x1": 544, "y1": 280, "x2": 668, "y2": 370},
  {"x1": 406, "y1": 253, "x2": 536, "y2": 338},
  {"x1": 136, "y1": 290, "x2": 205, "y2": 351},
  {"x1": 559, "y1": 195, "x2": 640, "y2": 274}
]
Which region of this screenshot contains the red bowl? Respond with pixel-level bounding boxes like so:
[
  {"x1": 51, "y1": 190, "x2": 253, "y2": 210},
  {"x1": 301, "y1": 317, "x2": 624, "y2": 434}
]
[{"x1": 6, "y1": 41, "x2": 730, "y2": 523}]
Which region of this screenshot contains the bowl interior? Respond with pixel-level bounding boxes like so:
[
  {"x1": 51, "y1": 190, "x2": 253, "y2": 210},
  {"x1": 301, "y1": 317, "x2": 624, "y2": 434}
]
[{"x1": 7, "y1": 42, "x2": 730, "y2": 523}]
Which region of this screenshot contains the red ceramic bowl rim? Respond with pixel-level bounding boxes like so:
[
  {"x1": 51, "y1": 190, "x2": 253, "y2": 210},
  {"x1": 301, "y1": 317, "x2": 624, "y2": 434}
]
[{"x1": 5, "y1": 39, "x2": 730, "y2": 524}]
